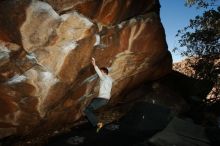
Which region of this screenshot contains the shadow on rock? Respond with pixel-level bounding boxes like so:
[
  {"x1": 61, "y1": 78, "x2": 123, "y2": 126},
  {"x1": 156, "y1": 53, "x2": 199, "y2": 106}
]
[{"x1": 45, "y1": 102, "x2": 172, "y2": 146}]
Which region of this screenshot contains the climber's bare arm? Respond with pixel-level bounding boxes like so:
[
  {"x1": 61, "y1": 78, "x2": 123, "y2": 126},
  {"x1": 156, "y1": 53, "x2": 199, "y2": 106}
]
[{"x1": 92, "y1": 57, "x2": 104, "y2": 79}]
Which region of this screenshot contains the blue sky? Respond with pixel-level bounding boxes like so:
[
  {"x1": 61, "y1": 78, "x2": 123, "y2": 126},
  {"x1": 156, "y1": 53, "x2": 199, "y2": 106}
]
[{"x1": 160, "y1": 0, "x2": 206, "y2": 62}]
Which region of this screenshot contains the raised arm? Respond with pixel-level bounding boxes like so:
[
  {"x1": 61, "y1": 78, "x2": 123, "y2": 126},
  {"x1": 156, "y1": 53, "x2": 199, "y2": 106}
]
[{"x1": 92, "y1": 57, "x2": 104, "y2": 80}]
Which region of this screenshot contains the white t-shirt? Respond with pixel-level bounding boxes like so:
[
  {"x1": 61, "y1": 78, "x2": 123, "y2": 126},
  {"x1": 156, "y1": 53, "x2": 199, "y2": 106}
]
[{"x1": 94, "y1": 66, "x2": 113, "y2": 99}]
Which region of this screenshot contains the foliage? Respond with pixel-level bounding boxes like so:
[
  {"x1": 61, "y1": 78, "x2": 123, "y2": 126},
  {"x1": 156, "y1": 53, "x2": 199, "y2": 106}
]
[
  {"x1": 175, "y1": 7, "x2": 220, "y2": 57},
  {"x1": 174, "y1": 0, "x2": 220, "y2": 101},
  {"x1": 185, "y1": 0, "x2": 218, "y2": 8}
]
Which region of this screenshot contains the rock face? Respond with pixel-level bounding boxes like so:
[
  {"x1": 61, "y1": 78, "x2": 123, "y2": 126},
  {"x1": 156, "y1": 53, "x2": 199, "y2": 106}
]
[
  {"x1": 0, "y1": 0, "x2": 172, "y2": 138},
  {"x1": 173, "y1": 57, "x2": 220, "y2": 102},
  {"x1": 173, "y1": 58, "x2": 196, "y2": 77}
]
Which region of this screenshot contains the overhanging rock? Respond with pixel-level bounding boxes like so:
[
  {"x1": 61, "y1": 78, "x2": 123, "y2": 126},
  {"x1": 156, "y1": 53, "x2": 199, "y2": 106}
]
[{"x1": 0, "y1": 0, "x2": 172, "y2": 138}]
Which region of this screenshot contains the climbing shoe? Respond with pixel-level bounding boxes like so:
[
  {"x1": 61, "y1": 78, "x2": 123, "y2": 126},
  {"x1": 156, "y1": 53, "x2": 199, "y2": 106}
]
[{"x1": 96, "y1": 122, "x2": 103, "y2": 133}]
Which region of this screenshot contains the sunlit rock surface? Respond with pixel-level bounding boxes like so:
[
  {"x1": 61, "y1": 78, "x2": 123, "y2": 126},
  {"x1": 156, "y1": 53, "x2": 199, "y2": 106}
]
[
  {"x1": 173, "y1": 57, "x2": 220, "y2": 103},
  {"x1": 42, "y1": 0, "x2": 160, "y2": 25},
  {"x1": 0, "y1": 0, "x2": 172, "y2": 138}
]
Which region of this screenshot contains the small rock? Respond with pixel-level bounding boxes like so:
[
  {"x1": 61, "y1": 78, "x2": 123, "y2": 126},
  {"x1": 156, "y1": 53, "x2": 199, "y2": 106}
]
[
  {"x1": 66, "y1": 136, "x2": 85, "y2": 145},
  {"x1": 105, "y1": 124, "x2": 120, "y2": 131}
]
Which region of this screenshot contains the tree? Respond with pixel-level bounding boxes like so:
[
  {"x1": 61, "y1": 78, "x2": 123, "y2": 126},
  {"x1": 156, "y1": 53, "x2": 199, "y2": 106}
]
[
  {"x1": 185, "y1": 0, "x2": 218, "y2": 8},
  {"x1": 176, "y1": 7, "x2": 219, "y2": 57},
  {"x1": 174, "y1": 0, "x2": 220, "y2": 102}
]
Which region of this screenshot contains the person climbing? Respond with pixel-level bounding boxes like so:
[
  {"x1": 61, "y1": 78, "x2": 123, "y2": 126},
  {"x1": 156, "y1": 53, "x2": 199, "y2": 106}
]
[{"x1": 84, "y1": 57, "x2": 113, "y2": 132}]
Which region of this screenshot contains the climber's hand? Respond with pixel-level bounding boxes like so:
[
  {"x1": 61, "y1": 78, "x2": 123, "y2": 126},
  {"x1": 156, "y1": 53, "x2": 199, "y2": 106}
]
[{"x1": 92, "y1": 57, "x2": 96, "y2": 66}]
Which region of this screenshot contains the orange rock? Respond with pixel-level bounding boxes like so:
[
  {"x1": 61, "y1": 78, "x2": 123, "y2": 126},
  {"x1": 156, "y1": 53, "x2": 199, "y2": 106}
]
[
  {"x1": 44, "y1": 0, "x2": 159, "y2": 25},
  {"x1": 0, "y1": 0, "x2": 172, "y2": 138}
]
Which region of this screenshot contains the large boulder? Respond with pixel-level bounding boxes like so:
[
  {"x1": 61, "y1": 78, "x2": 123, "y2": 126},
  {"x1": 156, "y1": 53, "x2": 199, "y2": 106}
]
[
  {"x1": 0, "y1": 0, "x2": 172, "y2": 138},
  {"x1": 42, "y1": 0, "x2": 160, "y2": 25},
  {"x1": 149, "y1": 117, "x2": 211, "y2": 146}
]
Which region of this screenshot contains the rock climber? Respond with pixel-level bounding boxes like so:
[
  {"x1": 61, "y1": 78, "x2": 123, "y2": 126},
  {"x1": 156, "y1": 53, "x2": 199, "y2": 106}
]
[{"x1": 84, "y1": 57, "x2": 113, "y2": 132}]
